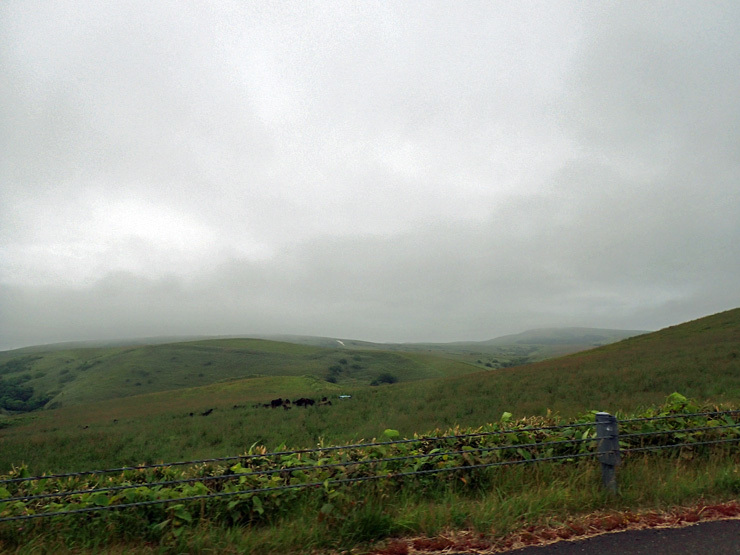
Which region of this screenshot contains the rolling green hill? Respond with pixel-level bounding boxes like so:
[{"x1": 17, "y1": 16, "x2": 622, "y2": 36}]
[
  {"x1": 0, "y1": 308, "x2": 736, "y2": 475},
  {"x1": 0, "y1": 326, "x2": 647, "y2": 413},
  {"x1": 262, "y1": 327, "x2": 648, "y2": 367},
  {"x1": 371, "y1": 307, "x2": 739, "y2": 425},
  {"x1": 0, "y1": 337, "x2": 480, "y2": 410}
]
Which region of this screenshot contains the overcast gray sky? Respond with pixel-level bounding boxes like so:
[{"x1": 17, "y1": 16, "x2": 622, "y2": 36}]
[{"x1": 1, "y1": 1, "x2": 738, "y2": 351}]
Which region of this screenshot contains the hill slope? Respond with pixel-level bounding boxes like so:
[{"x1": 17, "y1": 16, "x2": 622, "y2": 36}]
[
  {"x1": 0, "y1": 308, "x2": 736, "y2": 475},
  {"x1": 0, "y1": 337, "x2": 479, "y2": 409},
  {"x1": 264, "y1": 327, "x2": 648, "y2": 368},
  {"x1": 418, "y1": 307, "x2": 740, "y2": 418},
  {"x1": 479, "y1": 327, "x2": 647, "y2": 346},
  {"x1": 0, "y1": 325, "x2": 646, "y2": 411}
]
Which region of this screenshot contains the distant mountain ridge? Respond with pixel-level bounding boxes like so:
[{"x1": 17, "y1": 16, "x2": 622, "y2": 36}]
[
  {"x1": 3, "y1": 328, "x2": 648, "y2": 355},
  {"x1": 3, "y1": 335, "x2": 220, "y2": 353},
  {"x1": 479, "y1": 327, "x2": 648, "y2": 346},
  {"x1": 254, "y1": 327, "x2": 651, "y2": 368},
  {"x1": 0, "y1": 325, "x2": 649, "y2": 411},
  {"x1": 257, "y1": 327, "x2": 649, "y2": 351}
]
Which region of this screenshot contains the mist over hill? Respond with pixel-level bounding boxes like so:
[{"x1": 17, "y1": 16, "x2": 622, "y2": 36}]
[
  {"x1": 479, "y1": 327, "x2": 648, "y2": 346},
  {"x1": 2, "y1": 326, "x2": 647, "y2": 359},
  {"x1": 256, "y1": 326, "x2": 648, "y2": 351}
]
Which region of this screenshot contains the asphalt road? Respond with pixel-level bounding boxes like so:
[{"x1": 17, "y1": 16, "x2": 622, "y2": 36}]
[{"x1": 494, "y1": 519, "x2": 740, "y2": 554}]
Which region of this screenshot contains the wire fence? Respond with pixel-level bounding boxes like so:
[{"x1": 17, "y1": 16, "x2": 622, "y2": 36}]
[
  {"x1": 0, "y1": 421, "x2": 596, "y2": 486},
  {"x1": 1, "y1": 409, "x2": 738, "y2": 523}
]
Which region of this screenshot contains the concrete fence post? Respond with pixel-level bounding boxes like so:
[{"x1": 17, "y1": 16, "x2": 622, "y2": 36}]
[{"x1": 595, "y1": 412, "x2": 620, "y2": 494}]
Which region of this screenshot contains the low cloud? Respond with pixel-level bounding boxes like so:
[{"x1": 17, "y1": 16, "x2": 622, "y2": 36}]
[{"x1": 1, "y1": 2, "x2": 739, "y2": 350}]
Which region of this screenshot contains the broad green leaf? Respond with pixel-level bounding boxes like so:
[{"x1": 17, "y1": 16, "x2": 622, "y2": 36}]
[
  {"x1": 173, "y1": 505, "x2": 192, "y2": 522},
  {"x1": 667, "y1": 392, "x2": 687, "y2": 407},
  {"x1": 91, "y1": 493, "x2": 109, "y2": 507},
  {"x1": 152, "y1": 519, "x2": 171, "y2": 532},
  {"x1": 252, "y1": 496, "x2": 264, "y2": 515}
]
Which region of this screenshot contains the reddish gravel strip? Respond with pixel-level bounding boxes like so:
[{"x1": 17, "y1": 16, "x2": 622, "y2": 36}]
[{"x1": 366, "y1": 501, "x2": 740, "y2": 555}]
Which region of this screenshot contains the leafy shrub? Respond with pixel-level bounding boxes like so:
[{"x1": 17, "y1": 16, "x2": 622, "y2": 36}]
[
  {"x1": 0, "y1": 378, "x2": 34, "y2": 408},
  {"x1": 371, "y1": 373, "x2": 398, "y2": 386},
  {"x1": 327, "y1": 364, "x2": 344, "y2": 382},
  {"x1": 0, "y1": 357, "x2": 41, "y2": 376},
  {"x1": 58, "y1": 373, "x2": 76, "y2": 384}
]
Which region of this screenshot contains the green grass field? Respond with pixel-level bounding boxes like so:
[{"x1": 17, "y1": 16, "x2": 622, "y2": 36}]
[
  {"x1": 0, "y1": 308, "x2": 737, "y2": 553},
  {"x1": 0, "y1": 308, "x2": 736, "y2": 475},
  {"x1": 1, "y1": 397, "x2": 739, "y2": 555}
]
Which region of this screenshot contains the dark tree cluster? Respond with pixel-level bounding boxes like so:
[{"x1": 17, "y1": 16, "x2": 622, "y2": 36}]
[
  {"x1": 326, "y1": 363, "x2": 343, "y2": 383},
  {"x1": 0, "y1": 376, "x2": 50, "y2": 412},
  {"x1": 370, "y1": 373, "x2": 398, "y2": 386}
]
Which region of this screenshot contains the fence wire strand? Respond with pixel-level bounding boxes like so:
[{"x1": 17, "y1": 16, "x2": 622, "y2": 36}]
[
  {"x1": 0, "y1": 451, "x2": 599, "y2": 523},
  {"x1": 620, "y1": 409, "x2": 740, "y2": 425},
  {"x1": 2, "y1": 409, "x2": 738, "y2": 523},
  {"x1": 0, "y1": 421, "x2": 597, "y2": 485},
  {"x1": 3, "y1": 436, "x2": 599, "y2": 504},
  {"x1": 622, "y1": 436, "x2": 740, "y2": 454},
  {"x1": 619, "y1": 422, "x2": 740, "y2": 440}
]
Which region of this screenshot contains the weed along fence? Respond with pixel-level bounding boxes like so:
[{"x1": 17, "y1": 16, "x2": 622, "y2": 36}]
[{"x1": 1, "y1": 398, "x2": 739, "y2": 528}]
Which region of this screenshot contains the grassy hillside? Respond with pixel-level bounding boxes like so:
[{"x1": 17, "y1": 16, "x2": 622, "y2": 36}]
[
  {"x1": 0, "y1": 338, "x2": 479, "y2": 409},
  {"x1": 480, "y1": 327, "x2": 647, "y2": 346},
  {"x1": 0, "y1": 308, "x2": 736, "y2": 475},
  {"x1": 0, "y1": 327, "x2": 646, "y2": 413},
  {"x1": 392, "y1": 307, "x2": 739, "y2": 424},
  {"x1": 262, "y1": 327, "x2": 649, "y2": 368}
]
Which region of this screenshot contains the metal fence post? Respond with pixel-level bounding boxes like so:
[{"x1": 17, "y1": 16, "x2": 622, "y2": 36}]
[{"x1": 595, "y1": 412, "x2": 620, "y2": 494}]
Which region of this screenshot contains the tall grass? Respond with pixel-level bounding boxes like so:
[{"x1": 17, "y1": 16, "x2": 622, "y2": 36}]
[
  {"x1": 0, "y1": 309, "x2": 738, "y2": 552},
  {"x1": 3, "y1": 451, "x2": 738, "y2": 554}
]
